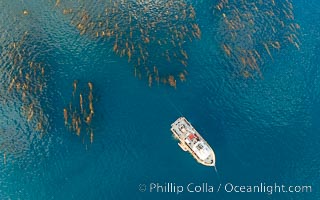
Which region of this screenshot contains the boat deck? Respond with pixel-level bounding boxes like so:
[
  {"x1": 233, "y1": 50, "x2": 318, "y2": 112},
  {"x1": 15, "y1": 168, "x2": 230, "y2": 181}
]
[{"x1": 171, "y1": 117, "x2": 215, "y2": 166}]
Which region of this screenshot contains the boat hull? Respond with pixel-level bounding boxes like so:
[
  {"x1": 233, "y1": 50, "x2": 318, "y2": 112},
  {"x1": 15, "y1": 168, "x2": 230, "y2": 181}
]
[{"x1": 171, "y1": 117, "x2": 216, "y2": 167}]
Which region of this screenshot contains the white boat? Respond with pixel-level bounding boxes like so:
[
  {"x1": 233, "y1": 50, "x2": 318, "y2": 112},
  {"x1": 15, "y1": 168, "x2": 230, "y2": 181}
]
[{"x1": 171, "y1": 117, "x2": 216, "y2": 167}]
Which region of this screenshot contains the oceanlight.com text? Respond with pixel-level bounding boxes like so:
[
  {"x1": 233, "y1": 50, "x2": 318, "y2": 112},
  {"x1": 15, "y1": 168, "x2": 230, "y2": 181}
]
[{"x1": 224, "y1": 182, "x2": 312, "y2": 195}]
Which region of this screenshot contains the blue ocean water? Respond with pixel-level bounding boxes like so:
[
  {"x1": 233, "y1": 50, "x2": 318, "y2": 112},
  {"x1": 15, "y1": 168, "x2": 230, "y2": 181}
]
[{"x1": 0, "y1": 0, "x2": 319, "y2": 200}]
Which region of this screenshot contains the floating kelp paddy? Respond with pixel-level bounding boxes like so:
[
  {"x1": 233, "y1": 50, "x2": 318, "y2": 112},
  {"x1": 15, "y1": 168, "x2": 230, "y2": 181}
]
[
  {"x1": 63, "y1": 80, "x2": 96, "y2": 146},
  {"x1": 0, "y1": 32, "x2": 48, "y2": 136},
  {"x1": 55, "y1": 0, "x2": 201, "y2": 88},
  {"x1": 214, "y1": 0, "x2": 301, "y2": 78}
]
